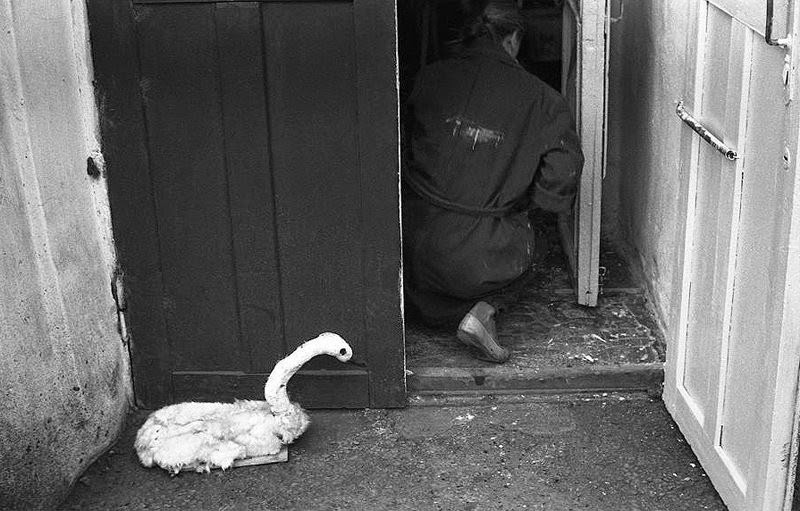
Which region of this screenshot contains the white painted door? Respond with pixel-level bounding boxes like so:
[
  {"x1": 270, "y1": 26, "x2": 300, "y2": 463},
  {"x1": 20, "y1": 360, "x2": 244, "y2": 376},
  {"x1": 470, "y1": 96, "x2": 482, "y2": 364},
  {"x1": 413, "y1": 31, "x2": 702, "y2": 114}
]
[
  {"x1": 665, "y1": 1, "x2": 800, "y2": 509},
  {"x1": 560, "y1": 0, "x2": 609, "y2": 307}
]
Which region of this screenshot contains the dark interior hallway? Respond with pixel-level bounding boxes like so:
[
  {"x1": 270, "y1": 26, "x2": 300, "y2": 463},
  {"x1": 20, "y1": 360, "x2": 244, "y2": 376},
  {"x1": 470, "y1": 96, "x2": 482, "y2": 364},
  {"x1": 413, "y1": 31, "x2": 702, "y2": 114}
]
[{"x1": 399, "y1": 0, "x2": 663, "y2": 396}]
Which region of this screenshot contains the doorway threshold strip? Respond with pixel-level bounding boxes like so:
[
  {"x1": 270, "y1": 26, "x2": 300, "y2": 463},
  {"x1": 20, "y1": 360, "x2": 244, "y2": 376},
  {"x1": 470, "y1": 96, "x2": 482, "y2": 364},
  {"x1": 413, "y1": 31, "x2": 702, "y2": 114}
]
[{"x1": 406, "y1": 363, "x2": 664, "y2": 395}]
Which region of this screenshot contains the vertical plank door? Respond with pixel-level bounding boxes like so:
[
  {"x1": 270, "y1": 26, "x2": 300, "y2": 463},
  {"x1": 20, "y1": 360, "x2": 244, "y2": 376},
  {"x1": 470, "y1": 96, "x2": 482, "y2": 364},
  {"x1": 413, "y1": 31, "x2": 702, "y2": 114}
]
[
  {"x1": 87, "y1": 0, "x2": 405, "y2": 408},
  {"x1": 665, "y1": 0, "x2": 800, "y2": 509},
  {"x1": 560, "y1": 0, "x2": 609, "y2": 307}
]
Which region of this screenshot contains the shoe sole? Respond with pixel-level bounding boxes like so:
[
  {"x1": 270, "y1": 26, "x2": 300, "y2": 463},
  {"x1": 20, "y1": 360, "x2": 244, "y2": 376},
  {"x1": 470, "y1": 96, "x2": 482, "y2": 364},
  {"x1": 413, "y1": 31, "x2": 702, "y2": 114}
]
[{"x1": 456, "y1": 315, "x2": 510, "y2": 363}]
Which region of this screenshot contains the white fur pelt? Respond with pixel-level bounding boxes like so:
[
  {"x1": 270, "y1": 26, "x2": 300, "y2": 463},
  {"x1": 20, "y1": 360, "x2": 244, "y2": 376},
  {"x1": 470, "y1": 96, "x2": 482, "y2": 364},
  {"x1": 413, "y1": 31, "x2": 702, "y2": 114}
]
[{"x1": 134, "y1": 332, "x2": 352, "y2": 474}]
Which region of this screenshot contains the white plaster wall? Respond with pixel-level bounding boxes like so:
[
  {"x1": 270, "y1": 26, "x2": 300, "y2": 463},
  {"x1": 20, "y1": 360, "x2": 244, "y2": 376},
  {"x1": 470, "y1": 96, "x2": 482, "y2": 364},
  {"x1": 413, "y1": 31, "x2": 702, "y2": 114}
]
[
  {"x1": 604, "y1": 0, "x2": 693, "y2": 332},
  {"x1": 0, "y1": 0, "x2": 132, "y2": 508}
]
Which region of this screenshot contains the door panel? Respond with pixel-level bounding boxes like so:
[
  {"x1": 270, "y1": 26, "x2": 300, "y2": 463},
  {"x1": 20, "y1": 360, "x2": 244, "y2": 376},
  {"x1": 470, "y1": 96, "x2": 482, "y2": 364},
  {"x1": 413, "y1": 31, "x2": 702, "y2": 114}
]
[
  {"x1": 261, "y1": 3, "x2": 364, "y2": 356},
  {"x1": 137, "y1": 3, "x2": 244, "y2": 372},
  {"x1": 666, "y1": 1, "x2": 800, "y2": 508},
  {"x1": 720, "y1": 36, "x2": 790, "y2": 490},
  {"x1": 215, "y1": 3, "x2": 285, "y2": 371},
  {"x1": 88, "y1": 0, "x2": 404, "y2": 408},
  {"x1": 680, "y1": 4, "x2": 745, "y2": 425}
]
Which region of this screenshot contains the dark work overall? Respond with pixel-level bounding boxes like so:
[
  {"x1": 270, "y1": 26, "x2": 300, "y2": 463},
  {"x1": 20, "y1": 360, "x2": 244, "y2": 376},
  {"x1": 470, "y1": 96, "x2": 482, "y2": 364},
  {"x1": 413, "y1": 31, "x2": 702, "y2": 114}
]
[{"x1": 402, "y1": 35, "x2": 584, "y2": 327}]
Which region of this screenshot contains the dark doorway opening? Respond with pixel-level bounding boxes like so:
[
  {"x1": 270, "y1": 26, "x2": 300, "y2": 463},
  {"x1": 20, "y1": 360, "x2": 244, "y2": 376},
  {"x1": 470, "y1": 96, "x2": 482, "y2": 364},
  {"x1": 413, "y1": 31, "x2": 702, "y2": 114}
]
[
  {"x1": 397, "y1": 0, "x2": 665, "y2": 394},
  {"x1": 397, "y1": 0, "x2": 563, "y2": 102}
]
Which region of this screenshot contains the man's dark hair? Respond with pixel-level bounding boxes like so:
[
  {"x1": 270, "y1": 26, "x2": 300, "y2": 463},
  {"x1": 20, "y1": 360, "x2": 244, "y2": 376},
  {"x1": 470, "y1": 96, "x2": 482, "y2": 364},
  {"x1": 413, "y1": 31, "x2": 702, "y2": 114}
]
[{"x1": 459, "y1": 0, "x2": 526, "y2": 46}]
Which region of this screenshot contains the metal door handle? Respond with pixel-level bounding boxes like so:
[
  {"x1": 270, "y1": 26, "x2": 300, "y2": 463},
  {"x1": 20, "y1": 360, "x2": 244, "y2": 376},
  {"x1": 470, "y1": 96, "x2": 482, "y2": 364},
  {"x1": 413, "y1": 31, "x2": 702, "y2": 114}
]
[
  {"x1": 676, "y1": 101, "x2": 739, "y2": 161},
  {"x1": 766, "y1": 0, "x2": 791, "y2": 47}
]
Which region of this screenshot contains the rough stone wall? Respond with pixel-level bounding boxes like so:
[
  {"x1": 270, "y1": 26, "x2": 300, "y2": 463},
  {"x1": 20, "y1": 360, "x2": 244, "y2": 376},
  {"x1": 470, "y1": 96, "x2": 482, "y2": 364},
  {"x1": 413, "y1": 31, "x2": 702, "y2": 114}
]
[
  {"x1": 0, "y1": 0, "x2": 132, "y2": 508},
  {"x1": 603, "y1": 0, "x2": 693, "y2": 332}
]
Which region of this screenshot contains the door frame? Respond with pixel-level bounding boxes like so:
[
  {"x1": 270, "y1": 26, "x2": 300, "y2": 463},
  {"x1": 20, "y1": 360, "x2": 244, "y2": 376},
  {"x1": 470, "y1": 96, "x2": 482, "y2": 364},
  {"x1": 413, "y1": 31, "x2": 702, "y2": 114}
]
[{"x1": 559, "y1": 0, "x2": 608, "y2": 307}]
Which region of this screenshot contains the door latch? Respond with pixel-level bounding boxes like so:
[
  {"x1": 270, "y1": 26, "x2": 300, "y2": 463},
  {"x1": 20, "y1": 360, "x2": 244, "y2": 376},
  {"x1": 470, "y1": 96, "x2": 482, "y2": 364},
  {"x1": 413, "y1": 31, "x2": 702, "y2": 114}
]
[{"x1": 675, "y1": 101, "x2": 739, "y2": 161}]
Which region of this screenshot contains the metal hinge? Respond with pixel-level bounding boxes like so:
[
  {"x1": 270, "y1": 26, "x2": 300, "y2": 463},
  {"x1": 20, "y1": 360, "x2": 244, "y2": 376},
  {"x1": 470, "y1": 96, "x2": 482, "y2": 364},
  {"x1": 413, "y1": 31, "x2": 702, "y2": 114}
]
[
  {"x1": 566, "y1": 0, "x2": 580, "y2": 24},
  {"x1": 609, "y1": 0, "x2": 624, "y2": 24},
  {"x1": 598, "y1": 265, "x2": 608, "y2": 296},
  {"x1": 111, "y1": 268, "x2": 129, "y2": 345}
]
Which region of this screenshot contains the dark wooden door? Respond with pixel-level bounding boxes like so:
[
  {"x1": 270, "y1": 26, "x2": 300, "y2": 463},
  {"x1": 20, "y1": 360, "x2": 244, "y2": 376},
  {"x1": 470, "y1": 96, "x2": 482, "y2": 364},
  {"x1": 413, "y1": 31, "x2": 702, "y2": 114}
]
[{"x1": 87, "y1": 0, "x2": 404, "y2": 408}]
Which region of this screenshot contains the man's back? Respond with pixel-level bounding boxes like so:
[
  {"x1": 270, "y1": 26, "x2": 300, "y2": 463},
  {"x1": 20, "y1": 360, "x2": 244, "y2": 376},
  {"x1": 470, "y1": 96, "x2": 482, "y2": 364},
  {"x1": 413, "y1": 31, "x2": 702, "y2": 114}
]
[{"x1": 402, "y1": 28, "x2": 583, "y2": 332}]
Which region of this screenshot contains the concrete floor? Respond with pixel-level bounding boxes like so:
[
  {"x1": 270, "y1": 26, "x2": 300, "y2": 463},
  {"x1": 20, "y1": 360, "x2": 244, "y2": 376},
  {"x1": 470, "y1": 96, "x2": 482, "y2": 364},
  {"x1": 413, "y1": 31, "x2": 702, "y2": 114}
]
[
  {"x1": 60, "y1": 394, "x2": 726, "y2": 510},
  {"x1": 60, "y1": 217, "x2": 726, "y2": 509}
]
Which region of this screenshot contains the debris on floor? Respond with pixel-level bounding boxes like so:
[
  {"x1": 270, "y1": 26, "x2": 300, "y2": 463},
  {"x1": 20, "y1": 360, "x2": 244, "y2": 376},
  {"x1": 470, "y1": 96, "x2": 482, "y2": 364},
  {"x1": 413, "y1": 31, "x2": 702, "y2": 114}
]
[{"x1": 406, "y1": 217, "x2": 666, "y2": 395}]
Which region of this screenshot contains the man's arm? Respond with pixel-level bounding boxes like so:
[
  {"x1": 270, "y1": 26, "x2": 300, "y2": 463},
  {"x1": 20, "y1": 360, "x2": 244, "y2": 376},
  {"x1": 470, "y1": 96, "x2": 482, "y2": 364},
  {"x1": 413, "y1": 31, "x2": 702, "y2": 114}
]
[{"x1": 530, "y1": 99, "x2": 584, "y2": 213}]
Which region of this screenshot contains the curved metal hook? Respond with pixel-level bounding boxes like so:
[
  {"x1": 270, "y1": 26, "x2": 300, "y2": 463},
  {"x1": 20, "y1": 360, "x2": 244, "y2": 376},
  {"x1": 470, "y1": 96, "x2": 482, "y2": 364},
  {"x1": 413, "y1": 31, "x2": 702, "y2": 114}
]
[{"x1": 766, "y1": 0, "x2": 791, "y2": 47}]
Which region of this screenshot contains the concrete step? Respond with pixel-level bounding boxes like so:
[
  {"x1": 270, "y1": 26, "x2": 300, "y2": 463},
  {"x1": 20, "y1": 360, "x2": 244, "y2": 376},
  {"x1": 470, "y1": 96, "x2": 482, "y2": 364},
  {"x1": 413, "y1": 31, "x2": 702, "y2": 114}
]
[{"x1": 406, "y1": 362, "x2": 664, "y2": 396}]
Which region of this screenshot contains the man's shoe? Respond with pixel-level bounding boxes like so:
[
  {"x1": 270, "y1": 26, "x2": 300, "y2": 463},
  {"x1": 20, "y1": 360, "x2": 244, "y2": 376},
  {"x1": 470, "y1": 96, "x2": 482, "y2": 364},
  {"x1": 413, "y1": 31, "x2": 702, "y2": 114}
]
[{"x1": 456, "y1": 301, "x2": 510, "y2": 363}]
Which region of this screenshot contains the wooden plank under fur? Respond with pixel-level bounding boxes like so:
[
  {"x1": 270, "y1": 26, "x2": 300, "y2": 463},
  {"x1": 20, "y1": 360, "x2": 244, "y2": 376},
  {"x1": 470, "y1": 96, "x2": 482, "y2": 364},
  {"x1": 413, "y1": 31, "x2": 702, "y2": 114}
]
[
  {"x1": 232, "y1": 447, "x2": 288, "y2": 467},
  {"x1": 179, "y1": 446, "x2": 288, "y2": 472}
]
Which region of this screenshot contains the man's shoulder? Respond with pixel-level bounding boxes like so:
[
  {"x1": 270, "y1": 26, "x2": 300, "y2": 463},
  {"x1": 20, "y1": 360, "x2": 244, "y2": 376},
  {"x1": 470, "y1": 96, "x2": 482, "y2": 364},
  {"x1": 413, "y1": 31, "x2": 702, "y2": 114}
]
[
  {"x1": 510, "y1": 67, "x2": 561, "y2": 100},
  {"x1": 414, "y1": 56, "x2": 567, "y2": 113}
]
